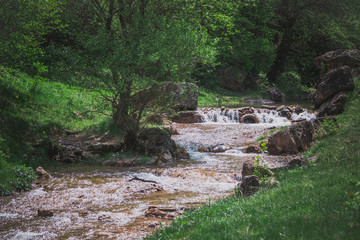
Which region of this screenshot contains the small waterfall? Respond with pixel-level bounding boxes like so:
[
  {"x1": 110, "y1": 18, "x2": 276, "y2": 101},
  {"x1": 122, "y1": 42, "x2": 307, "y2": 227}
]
[{"x1": 198, "y1": 107, "x2": 316, "y2": 125}]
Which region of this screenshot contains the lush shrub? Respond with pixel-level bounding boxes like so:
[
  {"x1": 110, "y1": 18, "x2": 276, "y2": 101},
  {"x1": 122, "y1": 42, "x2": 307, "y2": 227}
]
[
  {"x1": 0, "y1": 137, "x2": 36, "y2": 196},
  {"x1": 276, "y1": 71, "x2": 309, "y2": 98}
]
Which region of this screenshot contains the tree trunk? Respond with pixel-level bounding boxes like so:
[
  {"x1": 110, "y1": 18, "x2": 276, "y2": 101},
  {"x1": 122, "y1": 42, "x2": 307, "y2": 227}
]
[{"x1": 267, "y1": 0, "x2": 298, "y2": 84}]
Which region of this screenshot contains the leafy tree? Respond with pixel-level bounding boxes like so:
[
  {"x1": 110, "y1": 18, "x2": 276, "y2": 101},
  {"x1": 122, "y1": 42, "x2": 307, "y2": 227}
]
[
  {"x1": 267, "y1": 0, "x2": 360, "y2": 84},
  {"x1": 0, "y1": 0, "x2": 65, "y2": 76},
  {"x1": 48, "y1": 0, "x2": 215, "y2": 149}
]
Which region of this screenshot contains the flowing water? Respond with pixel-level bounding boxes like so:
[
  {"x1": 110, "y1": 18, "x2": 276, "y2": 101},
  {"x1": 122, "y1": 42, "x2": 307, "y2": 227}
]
[{"x1": 0, "y1": 107, "x2": 315, "y2": 240}]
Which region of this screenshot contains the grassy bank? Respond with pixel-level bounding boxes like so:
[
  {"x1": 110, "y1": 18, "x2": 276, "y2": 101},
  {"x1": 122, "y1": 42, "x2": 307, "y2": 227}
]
[
  {"x1": 0, "y1": 67, "x2": 110, "y2": 195},
  {"x1": 145, "y1": 79, "x2": 360, "y2": 239}
]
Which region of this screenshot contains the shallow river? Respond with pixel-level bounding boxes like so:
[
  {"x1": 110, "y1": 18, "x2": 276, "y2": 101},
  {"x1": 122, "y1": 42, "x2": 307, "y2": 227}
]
[{"x1": 0, "y1": 108, "x2": 314, "y2": 239}]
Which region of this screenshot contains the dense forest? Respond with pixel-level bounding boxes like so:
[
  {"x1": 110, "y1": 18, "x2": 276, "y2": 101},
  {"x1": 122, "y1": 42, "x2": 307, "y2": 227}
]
[{"x1": 1, "y1": 0, "x2": 360, "y2": 227}]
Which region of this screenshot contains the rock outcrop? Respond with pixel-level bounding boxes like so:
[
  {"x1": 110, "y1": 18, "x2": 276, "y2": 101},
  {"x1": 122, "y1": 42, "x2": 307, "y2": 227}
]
[
  {"x1": 313, "y1": 66, "x2": 354, "y2": 108},
  {"x1": 314, "y1": 49, "x2": 360, "y2": 76}
]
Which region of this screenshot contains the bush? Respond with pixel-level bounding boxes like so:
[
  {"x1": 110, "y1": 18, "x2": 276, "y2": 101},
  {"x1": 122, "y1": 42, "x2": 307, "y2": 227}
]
[
  {"x1": 0, "y1": 140, "x2": 36, "y2": 196},
  {"x1": 276, "y1": 71, "x2": 308, "y2": 98}
]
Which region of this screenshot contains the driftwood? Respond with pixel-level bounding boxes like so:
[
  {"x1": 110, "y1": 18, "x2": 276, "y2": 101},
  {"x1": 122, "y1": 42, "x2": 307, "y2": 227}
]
[{"x1": 129, "y1": 176, "x2": 158, "y2": 184}]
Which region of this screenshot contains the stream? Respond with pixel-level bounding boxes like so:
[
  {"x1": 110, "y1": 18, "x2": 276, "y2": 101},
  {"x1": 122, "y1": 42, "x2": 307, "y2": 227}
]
[{"x1": 0, "y1": 107, "x2": 315, "y2": 240}]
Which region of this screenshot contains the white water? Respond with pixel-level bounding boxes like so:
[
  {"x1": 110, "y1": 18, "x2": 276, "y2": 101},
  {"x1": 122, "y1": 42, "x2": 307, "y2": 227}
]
[{"x1": 198, "y1": 107, "x2": 316, "y2": 126}]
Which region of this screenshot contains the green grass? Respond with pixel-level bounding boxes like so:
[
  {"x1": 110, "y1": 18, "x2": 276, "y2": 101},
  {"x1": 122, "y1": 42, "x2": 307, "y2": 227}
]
[
  {"x1": 198, "y1": 87, "x2": 266, "y2": 108},
  {"x1": 0, "y1": 67, "x2": 111, "y2": 195},
  {"x1": 145, "y1": 79, "x2": 360, "y2": 239}
]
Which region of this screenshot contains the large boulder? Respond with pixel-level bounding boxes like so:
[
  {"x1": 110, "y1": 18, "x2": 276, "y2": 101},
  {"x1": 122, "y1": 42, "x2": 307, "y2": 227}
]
[
  {"x1": 313, "y1": 66, "x2": 354, "y2": 108},
  {"x1": 316, "y1": 92, "x2": 347, "y2": 117},
  {"x1": 172, "y1": 111, "x2": 204, "y2": 123},
  {"x1": 314, "y1": 49, "x2": 360, "y2": 76},
  {"x1": 137, "y1": 128, "x2": 190, "y2": 164},
  {"x1": 267, "y1": 128, "x2": 298, "y2": 155},
  {"x1": 267, "y1": 121, "x2": 314, "y2": 155},
  {"x1": 290, "y1": 120, "x2": 314, "y2": 153}
]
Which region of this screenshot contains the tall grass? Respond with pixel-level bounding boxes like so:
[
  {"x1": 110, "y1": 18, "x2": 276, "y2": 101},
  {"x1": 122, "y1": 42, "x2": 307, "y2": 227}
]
[{"x1": 145, "y1": 78, "x2": 360, "y2": 239}]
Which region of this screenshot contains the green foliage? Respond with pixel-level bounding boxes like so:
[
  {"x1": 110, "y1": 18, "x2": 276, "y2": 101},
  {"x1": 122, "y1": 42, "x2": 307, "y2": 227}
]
[
  {"x1": 0, "y1": 139, "x2": 35, "y2": 196},
  {"x1": 254, "y1": 142, "x2": 270, "y2": 183},
  {"x1": 0, "y1": 0, "x2": 65, "y2": 74},
  {"x1": 344, "y1": 181, "x2": 360, "y2": 228},
  {"x1": 276, "y1": 71, "x2": 308, "y2": 98},
  {"x1": 9, "y1": 165, "x2": 36, "y2": 191},
  {"x1": 315, "y1": 118, "x2": 339, "y2": 139}
]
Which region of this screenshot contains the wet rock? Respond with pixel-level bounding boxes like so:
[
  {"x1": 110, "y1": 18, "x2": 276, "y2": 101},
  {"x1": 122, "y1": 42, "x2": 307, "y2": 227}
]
[
  {"x1": 240, "y1": 114, "x2": 259, "y2": 124},
  {"x1": 172, "y1": 111, "x2": 204, "y2": 123},
  {"x1": 97, "y1": 214, "x2": 113, "y2": 222},
  {"x1": 239, "y1": 175, "x2": 259, "y2": 197},
  {"x1": 145, "y1": 206, "x2": 181, "y2": 219},
  {"x1": 316, "y1": 92, "x2": 347, "y2": 117},
  {"x1": 238, "y1": 107, "x2": 255, "y2": 116},
  {"x1": 243, "y1": 145, "x2": 262, "y2": 154},
  {"x1": 198, "y1": 144, "x2": 232, "y2": 153},
  {"x1": 261, "y1": 105, "x2": 277, "y2": 110},
  {"x1": 287, "y1": 157, "x2": 308, "y2": 170},
  {"x1": 294, "y1": 105, "x2": 304, "y2": 114},
  {"x1": 37, "y1": 209, "x2": 54, "y2": 217},
  {"x1": 174, "y1": 146, "x2": 190, "y2": 160},
  {"x1": 267, "y1": 88, "x2": 284, "y2": 102},
  {"x1": 314, "y1": 49, "x2": 360, "y2": 76},
  {"x1": 279, "y1": 108, "x2": 292, "y2": 119},
  {"x1": 313, "y1": 66, "x2": 354, "y2": 108},
  {"x1": 36, "y1": 166, "x2": 50, "y2": 180}
]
